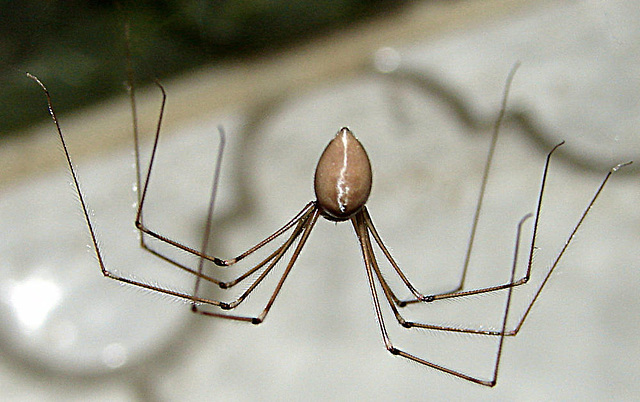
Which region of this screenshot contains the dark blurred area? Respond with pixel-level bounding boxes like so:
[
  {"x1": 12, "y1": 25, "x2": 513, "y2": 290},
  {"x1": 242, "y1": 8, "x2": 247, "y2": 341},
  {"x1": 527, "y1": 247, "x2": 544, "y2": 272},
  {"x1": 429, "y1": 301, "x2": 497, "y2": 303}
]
[{"x1": 1, "y1": 0, "x2": 406, "y2": 137}]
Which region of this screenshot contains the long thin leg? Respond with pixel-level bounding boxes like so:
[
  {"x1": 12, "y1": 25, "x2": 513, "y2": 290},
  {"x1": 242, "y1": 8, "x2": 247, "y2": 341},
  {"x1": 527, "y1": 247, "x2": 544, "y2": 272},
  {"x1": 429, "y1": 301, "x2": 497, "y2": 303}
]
[
  {"x1": 124, "y1": 27, "x2": 227, "y2": 276},
  {"x1": 27, "y1": 72, "x2": 320, "y2": 311},
  {"x1": 361, "y1": 151, "x2": 631, "y2": 335},
  {"x1": 125, "y1": 79, "x2": 316, "y2": 292},
  {"x1": 132, "y1": 91, "x2": 314, "y2": 268},
  {"x1": 454, "y1": 62, "x2": 521, "y2": 293},
  {"x1": 353, "y1": 210, "x2": 522, "y2": 386},
  {"x1": 193, "y1": 208, "x2": 321, "y2": 324},
  {"x1": 124, "y1": 22, "x2": 142, "y2": 244},
  {"x1": 358, "y1": 64, "x2": 522, "y2": 305},
  {"x1": 122, "y1": 52, "x2": 308, "y2": 271},
  {"x1": 132, "y1": 97, "x2": 312, "y2": 289},
  {"x1": 199, "y1": 209, "x2": 313, "y2": 311},
  {"x1": 507, "y1": 158, "x2": 632, "y2": 334},
  {"x1": 192, "y1": 123, "x2": 226, "y2": 298},
  {"x1": 362, "y1": 133, "x2": 545, "y2": 307},
  {"x1": 371, "y1": 213, "x2": 532, "y2": 336},
  {"x1": 122, "y1": 22, "x2": 317, "y2": 278},
  {"x1": 391, "y1": 142, "x2": 564, "y2": 306},
  {"x1": 138, "y1": 200, "x2": 315, "y2": 288},
  {"x1": 396, "y1": 159, "x2": 631, "y2": 342}
]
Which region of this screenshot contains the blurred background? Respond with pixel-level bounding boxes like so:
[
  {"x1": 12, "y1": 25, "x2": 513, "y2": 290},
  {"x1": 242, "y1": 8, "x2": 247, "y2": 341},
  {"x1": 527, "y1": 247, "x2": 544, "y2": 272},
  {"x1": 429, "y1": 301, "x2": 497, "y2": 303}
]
[
  {"x1": 1, "y1": 0, "x2": 402, "y2": 136},
  {"x1": 1, "y1": 0, "x2": 639, "y2": 401}
]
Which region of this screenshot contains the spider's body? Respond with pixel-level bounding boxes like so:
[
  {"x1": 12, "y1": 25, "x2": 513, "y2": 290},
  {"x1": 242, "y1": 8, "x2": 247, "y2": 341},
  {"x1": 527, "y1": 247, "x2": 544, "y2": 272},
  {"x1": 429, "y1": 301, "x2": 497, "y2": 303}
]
[{"x1": 314, "y1": 127, "x2": 372, "y2": 221}]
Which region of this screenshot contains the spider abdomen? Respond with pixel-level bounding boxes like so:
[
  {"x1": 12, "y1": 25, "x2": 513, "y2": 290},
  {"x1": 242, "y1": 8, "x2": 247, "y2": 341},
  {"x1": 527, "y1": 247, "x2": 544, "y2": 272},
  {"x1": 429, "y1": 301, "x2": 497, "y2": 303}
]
[{"x1": 314, "y1": 127, "x2": 372, "y2": 221}]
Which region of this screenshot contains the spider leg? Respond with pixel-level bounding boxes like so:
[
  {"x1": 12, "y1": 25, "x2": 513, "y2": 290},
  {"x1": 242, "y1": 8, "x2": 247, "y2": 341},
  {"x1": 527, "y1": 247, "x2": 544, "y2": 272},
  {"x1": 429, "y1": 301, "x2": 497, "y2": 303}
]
[
  {"x1": 363, "y1": 197, "x2": 528, "y2": 309},
  {"x1": 193, "y1": 206, "x2": 315, "y2": 311},
  {"x1": 366, "y1": 142, "x2": 630, "y2": 338},
  {"x1": 505, "y1": 159, "x2": 632, "y2": 335},
  {"x1": 129, "y1": 79, "x2": 227, "y2": 283},
  {"x1": 28, "y1": 72, "x2": 322, "y2": 313},
  {"x1": 128, "y1": 77, "x2": 314, "y2": 270},
  {"x1": 362, "y1": 63, "x2": 521, "y2": 305},
  {"x1": 138, "y1": 200, "x2": 316, "y2": 289},
  {"x1": 364, "y1": 203, "x2": 523, "y2": 307},
  {"x1": 395, "y1": 141, "x2": 563, "y2": 307},
  {"x1": 353, "y1": 210, "x2": 516, "y2": 387},
  {"x1": 450, "y1": 62, "x2": 521, "y2": 294},
  {"x1": 397, "y1": 148, "x2": 630, "y2": 338},
  {"x1": 124, "y1": 25, "x2": 228, "y2": 272},
  {"x1": 415, "y1": 141, "x2": 564, "y2": 305},
  {"x1": 358, "y1": 66, "x2": 527, "y2": 307},
  {"x1": 27, "y1": 73, "x2": 220, "y2": 308},
  {"x1": 193, "y1": 208, "x2": 320, "y2": 324},
  {"x1": 123, "y1": 22, "x2": 311, "y2": 273},
  {"x1": 123, "y1": 31, "x2": 206, "y2": 267},
  {"x1": 366, "y1": 204, "x2": 531, "y2": 336},
  {"x1": 422, "y1": 158, "x2": 631, "y2": 337}
]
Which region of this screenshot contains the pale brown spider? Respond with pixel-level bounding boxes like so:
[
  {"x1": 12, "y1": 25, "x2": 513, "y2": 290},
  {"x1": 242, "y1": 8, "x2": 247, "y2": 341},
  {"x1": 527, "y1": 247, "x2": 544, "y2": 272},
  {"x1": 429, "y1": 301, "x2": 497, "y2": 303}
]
[{"x1": 27, "y1": 65, "x2": 630, "y2": 386}]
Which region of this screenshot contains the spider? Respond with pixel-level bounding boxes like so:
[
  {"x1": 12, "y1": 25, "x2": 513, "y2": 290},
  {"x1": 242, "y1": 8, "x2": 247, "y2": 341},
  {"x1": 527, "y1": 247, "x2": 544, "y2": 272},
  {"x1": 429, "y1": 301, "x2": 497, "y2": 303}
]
[{"x1": 27, "y1": 65, "x2": 630, "y2": 386}]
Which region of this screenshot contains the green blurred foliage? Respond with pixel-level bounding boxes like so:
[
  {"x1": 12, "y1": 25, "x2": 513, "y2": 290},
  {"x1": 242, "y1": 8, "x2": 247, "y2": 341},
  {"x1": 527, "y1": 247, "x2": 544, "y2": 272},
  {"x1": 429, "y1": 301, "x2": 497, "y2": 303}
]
[{"x1": 1, "y1": 0, "x2": 405, "y2": 137}]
